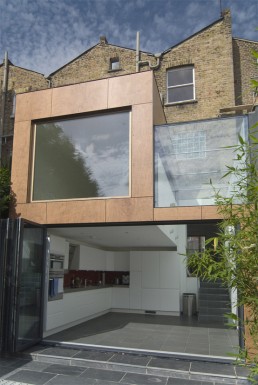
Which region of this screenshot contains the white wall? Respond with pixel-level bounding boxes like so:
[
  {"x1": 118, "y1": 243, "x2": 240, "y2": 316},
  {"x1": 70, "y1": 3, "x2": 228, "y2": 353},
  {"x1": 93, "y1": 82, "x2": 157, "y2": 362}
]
[{"x1": 177, "y1": 225, "x2": 199, "y2": 311}]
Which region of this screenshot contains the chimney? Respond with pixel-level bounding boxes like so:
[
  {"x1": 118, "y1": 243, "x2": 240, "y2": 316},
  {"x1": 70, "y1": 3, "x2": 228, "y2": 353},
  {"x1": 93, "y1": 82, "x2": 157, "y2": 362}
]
[{"x1": 99, "y1": 35, "x2": 108, "y2": 45}]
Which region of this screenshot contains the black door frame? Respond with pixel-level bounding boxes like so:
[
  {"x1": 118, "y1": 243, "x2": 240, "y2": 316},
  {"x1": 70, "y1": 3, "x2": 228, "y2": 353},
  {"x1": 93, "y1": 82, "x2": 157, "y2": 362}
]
[{"x1": 0, "y1": 218, "x2": 47, "y2": 353}]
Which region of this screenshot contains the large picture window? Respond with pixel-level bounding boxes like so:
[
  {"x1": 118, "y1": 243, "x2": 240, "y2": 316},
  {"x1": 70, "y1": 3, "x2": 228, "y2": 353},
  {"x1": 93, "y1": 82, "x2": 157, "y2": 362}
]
[
  {"x1": 32, "y1": 111, "x2": 130, "y2": 201},
  {"x1": 167, "y1": 66, "x2": 195, "y2": 104}
]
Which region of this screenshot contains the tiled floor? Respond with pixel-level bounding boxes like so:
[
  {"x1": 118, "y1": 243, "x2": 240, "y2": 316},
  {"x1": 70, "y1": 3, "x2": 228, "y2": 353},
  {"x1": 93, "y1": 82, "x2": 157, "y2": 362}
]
[
  {"x1": 45, "y1": 312, "x2": 239, "y2": 358},
  {"x1": 0, "y1": 346, "x2": 252, "y2": 385}
]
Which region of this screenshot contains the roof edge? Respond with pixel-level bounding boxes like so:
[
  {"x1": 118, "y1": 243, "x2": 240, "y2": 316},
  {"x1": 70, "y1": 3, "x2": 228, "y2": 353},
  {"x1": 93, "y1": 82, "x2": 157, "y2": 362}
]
[{"x1": 162, "y1": 15, "x2": 225, "y2": 54}]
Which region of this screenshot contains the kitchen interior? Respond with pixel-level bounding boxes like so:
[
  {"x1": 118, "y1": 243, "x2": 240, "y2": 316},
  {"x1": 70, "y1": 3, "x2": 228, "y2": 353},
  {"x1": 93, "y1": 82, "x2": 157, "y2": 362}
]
[
  {"x1": 43, "y1": 224, "x2": 239, "y2": 357},
  {"x1": 44, "y1": 224, "x2": 192, "y2": 337}
]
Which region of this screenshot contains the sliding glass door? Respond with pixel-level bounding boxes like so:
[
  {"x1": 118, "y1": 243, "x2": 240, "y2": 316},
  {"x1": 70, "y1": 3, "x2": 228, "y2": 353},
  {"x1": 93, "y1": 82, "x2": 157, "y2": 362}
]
[{"x1": 0, "y1": 219, "x2": 46, "y2": 353}]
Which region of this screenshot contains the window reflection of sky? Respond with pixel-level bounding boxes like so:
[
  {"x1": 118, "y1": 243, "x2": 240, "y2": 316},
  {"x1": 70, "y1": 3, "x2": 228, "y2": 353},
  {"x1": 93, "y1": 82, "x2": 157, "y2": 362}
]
[{"x1": 53, "y1": 111, "x2": 129, "y2": 197}]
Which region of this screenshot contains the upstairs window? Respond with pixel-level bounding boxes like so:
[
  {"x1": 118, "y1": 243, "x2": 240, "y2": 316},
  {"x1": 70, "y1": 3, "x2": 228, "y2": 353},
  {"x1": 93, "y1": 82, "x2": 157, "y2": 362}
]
[
  {"x1": 110, "y1": 57, "x2": 120, "y2": 71},
  {"x1": 32, "y1": 111, "x2": 130, "y2": 201},
  {"x1": 167, "y1": 66, "x2": 195, "y2": 104}
]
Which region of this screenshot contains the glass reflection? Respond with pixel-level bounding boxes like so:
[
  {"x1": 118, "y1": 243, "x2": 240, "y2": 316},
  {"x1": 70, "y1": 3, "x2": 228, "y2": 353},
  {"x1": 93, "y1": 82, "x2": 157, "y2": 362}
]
[
  {"x1": 17, "y1": 225, "x2": 44, "y2": 348},
  {"x1": 33, "y1": 111, "x2": 130, "y2": 200},
  {"x1": 155, "y1": 116, "x2": 248, "y2": 207}
]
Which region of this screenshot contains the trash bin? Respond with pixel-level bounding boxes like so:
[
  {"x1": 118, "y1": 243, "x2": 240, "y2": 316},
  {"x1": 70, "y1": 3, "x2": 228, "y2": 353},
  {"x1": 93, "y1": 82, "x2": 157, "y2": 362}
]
[{"x1": 183, "y1": 293, "x2": 196, "y2": 316}]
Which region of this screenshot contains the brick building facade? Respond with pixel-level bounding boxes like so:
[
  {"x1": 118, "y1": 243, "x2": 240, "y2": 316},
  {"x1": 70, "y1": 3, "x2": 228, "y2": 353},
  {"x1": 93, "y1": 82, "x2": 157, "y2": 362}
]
[{"x1": 0, "y1": 9, "x2": 257, "y2": 165}]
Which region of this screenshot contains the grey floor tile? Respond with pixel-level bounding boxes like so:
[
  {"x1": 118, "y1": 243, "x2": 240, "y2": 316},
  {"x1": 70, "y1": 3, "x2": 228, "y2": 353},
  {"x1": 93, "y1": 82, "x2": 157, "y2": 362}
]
[
  {"x1": 0, "y1": 358, "x2": 29, "y2": 369},
  {"x1": 0, "y1": 367, "x2": 15, "y2": 377},
  {"x1": 161, "y1": 343, "x2": 186, "y2": 350},
  {"x1": 21, "y1": 361, "x2": 51, "y2": 371},
  {"x1": 81, "y1": 367, "x2": 125, "y2": 381},
  {"x1": 45, "y1": 313, "x2": 238, "y2": 359},
  {"x1": 162, "y1": 346, "x2": 186, "y2": 353},
  {"x1": 191, "y1": 361, "x2": 235, "y2": 376},
  {"x1": 121, "y1": 372, "x2": 168, "y2": 385},
  {"x1": 149, "y1": 357, "x2": 191, "y2": 372},
  {"x1": 185, "y1": 346, "x2": 210, "y2": 356},
  {"x1": 167, "y1": 378, "x2": 213, "y2": 384},
  {"x1": 47, "y1": 374, "x2": 96, "y2": 385},
  {"x1": 5, "y1": 369, "x2": 56, "y2": 385},
  {"x1": 73, "y1": 350, "x2": 115, "y2": 361},
  {"x1": 43, "y1": 363, "x2": 86, "y2": 376},
  {"x1": 39, "y1": 347, "x2": 79, "y2": 357},
  {"x1": 110, "y1": 353, "x2": 151, "y2": 366}
]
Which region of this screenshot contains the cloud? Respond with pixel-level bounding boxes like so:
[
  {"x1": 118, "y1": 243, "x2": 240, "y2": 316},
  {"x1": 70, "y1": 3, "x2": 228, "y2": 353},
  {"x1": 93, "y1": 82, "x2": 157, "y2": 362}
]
[{"x1": 0, "y1": 0, "x2": 257, "y2": 75}]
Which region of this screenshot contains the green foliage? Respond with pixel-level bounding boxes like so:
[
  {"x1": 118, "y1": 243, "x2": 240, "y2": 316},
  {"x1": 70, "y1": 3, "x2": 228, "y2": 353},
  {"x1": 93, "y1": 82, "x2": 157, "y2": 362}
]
[
  {"x1": 187, "y1": 125, "x2": 258, "y2": 380},
  {"x1": 0, "y1": 167, "x2": 11, "y2": 218}
]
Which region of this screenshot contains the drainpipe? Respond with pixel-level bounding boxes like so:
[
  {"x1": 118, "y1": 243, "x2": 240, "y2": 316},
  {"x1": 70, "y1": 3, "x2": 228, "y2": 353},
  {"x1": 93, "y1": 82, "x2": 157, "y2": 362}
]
[
  {"x1": 135, "y1": 31, "x2": 161, "y2": 72},
  {"x1": 136, "y1": 31, "x2": 140, "y2": 72},
  {"x1": 0, "y1": 51, "x2": 8, "y2": 167}
]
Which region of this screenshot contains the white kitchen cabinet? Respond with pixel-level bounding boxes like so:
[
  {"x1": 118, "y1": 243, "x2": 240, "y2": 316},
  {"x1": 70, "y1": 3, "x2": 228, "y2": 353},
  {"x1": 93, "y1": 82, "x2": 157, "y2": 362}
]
[
  {"x1": 106, "y1": 251, "x2": 130, "y2": 271},
  {"x1": 129, "y1": 288, "x2": 141, "y2": 309},
  {"x1": 129, "y1": 271, "x2": 141, "y2": 289},
  {"x1": 141, "y1": 289, "x2": 160, "y2": 311},
  {"x1": 49, "y1": 234, "x2": 69, "y2": 270},
  {"x1": 130, "y1": 251, "x2": 142, "y2": 271},
  {"x1": 114, "y1": 251, "x2": 130, "y2": 271},
  {"x1": 45, "y1": 288, "x2": 112, "y2": 333},
  {"x1": 49, "y1": 234, "x2": 65, "y2": 255},
  {"x1": 64, "y1": 241, "x2": 69, "y2": 270},
  {"x1": 69, "y1": 244, "x2": 106, "y2": 270},
  {"x1": 105, "y1": 251, "x2": 114, "y2": 271},
  {"x1": 45, "y1": 298, "x2": 64, "y2": 331},
  {"x1": 141, "y1": 252, "x2": 159, "y2": 288},
  {"x1": 112, "y1": 288, "x2": 130, "y2": 309}
]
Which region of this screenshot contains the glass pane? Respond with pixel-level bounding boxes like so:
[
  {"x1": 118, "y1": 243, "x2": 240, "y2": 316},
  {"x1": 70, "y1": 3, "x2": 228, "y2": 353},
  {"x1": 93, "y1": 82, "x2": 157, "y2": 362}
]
[
  {"x1": 17, "y1": 224, "x2": 44, "y2": 349},
  {"x1": 154, "y1": 116, "x2": 248, "y2": 207},
  {"x1": 33, "y1": 111, "x2": 130, "y2": 200},
  {"x1": 111, "y1": 60, "x2": 120, "y2": 70},
  {"x1": 167, "y1": 67, "x2": 193, "y2": 87},
  {"x1": 168, "y1": 85, "x2": 194, "y2": 103}
]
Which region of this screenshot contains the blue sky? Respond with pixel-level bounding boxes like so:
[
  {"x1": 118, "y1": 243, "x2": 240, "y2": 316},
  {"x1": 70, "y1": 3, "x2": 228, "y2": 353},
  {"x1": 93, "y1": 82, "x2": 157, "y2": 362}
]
[{"x1": 0, "y1": 0, "x2": 257, "y2": 76}]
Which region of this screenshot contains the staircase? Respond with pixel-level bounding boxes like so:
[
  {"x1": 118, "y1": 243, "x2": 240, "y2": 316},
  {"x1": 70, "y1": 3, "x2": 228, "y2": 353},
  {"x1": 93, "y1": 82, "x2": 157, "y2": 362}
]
[{"x1": 198, "y1": 280, "x2": 231, "y2": 324}]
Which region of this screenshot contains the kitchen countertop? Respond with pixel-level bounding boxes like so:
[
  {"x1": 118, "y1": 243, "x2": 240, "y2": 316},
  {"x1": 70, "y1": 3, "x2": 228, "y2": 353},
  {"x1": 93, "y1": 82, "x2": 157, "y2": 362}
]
[{"x1": 64, "y1": 284, "x2": 129, "y2": 293}]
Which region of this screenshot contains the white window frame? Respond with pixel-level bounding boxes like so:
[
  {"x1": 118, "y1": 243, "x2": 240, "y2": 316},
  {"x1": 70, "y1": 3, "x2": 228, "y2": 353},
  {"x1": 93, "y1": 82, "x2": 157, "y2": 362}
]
[
  {"x1": 110, "y1": 57, "x2": 120, "y2": 71},
  {"x1": 167, "y1": 66, "x2": 195, "y2": 104}
]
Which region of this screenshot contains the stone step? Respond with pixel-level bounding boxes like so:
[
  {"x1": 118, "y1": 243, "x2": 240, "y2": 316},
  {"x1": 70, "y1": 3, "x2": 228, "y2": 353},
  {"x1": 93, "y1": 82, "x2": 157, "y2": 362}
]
[
  {"x1": 200, "y1": 280, "x2": 226, "y2": 288},
  {"x1": 199, "y1": 287, "x2": 229, "y2": 294},
  {"x1": 199, "y1": 306, "x2": 231, "y2": 315},
  {"x1": 198, "y1": 314, "x2": 229, "y2": 324},
  {"x1": 199, "y1": 299, "x2": 230, "y2": 308},
  {"x1": 22, "y1": 343, "x2": 245, "y2": 382},
  {"x1": 199, "y1": 293, "x2": 230, "y2": 301}
]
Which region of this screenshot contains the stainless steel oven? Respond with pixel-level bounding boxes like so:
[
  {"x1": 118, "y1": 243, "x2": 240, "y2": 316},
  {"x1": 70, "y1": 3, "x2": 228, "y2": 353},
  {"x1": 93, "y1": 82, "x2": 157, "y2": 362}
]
[
  {"x1": 48, "y1": 254, "x2": 64, "y2": 301},
  {"x1": 49, "y1": 254, "x2": 64, "y2": 273}
]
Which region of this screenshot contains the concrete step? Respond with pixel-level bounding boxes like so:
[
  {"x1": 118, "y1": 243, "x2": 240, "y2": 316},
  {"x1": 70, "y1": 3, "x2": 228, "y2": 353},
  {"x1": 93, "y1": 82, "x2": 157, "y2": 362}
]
[
  {"x1": 199, "y1": 287, "x2": 229, "y2": 294},
  {"x1": 21, "y1": 343, "x2": 246, "y2": 382},
  {"x1": 199, "y1": 293, "x2": 230, "y2": 301},
  {"x1": 199, "y1": 299, "x2": 230, "y2": 308},
  {"x1": 199, "y1": 306, "x2": 231, "y2": 315},
  {"x1": 200, "y1": 280, "x2": 225, "y2": 288},
  {"x1": 198, "y1": 314, "x2": 229, "y2": 324}
]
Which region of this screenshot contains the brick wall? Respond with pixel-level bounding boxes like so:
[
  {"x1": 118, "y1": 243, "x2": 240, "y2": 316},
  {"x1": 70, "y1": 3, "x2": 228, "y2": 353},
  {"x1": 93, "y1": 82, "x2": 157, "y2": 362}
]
[
  {"x1": 50, "y1": 12, "x2": 240, "y2": 124},
  {"x1": 0, "y1": 63, "x2": 48, "y2": 164},
  {"x1": 50, "y1": 37, "x2": 154, "y2": 87},
  {"x1": 154, "y1": 10, "x2": 235, "y2": 123},
  {"x1": 233, "y1": 38, "x2": 258, "y2": 106}
]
